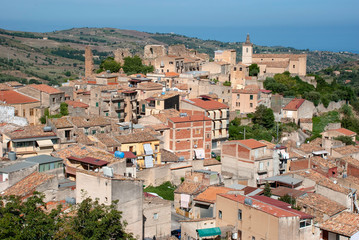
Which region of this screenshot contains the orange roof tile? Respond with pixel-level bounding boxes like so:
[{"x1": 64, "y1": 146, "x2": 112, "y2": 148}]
[
  {"x1": 332, "y1": 128, "x2": 356, "y2": 136},
  {"x1": 283, "y1": 98, "x2": 305, "y2": 111},
  {"x1": 165, "y1": 72, "x2": 179, "y2": 77},
  {"x1": 320, "y1": 212, "x2": 359, "y2": 237},
  {"x1": 183, "y1": 98, "x2": 229, "y2": 110},
  {"x1": 29, "y1": 84, "x2": 63, "y2": 94},
  {"x1": 0, "y1": 90, "x2": 39, "y2": 104},
  {"x1": 3, "y1": 172, "x2": 55, "y2": 197},
  {"x1": 231, "y1": 139, "x2": 266, "y2": 149},
  {"x1": 194, "y1": 186, "x2": 233, "y2": 203},
  {"x1": 65, "y1": 100, "x2": 89, "y2": 109}
]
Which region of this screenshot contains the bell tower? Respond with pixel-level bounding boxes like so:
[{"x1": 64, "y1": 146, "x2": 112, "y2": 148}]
[{"x1": 242, "y1": 34, "x2": 253, "y2": 65}]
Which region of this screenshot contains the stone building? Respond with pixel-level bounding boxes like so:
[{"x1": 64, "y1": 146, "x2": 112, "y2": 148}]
[
  {"x1": 282, "y1": 98, "x2": 315, "y2": 124},
  {"x1": 17, "y1": 84, "x2": 66, "y2": 113},
  {"x1": 143, "y1": 195, "x2": 171, "y2": 238},
  {"x1": 214, "y1": 49, "x2": 236, "y2": 65},
  {"x1": 241, "y1": 34, "x2": 307, "y2": 76},
  {"x1": 76, "y1": 170, "x2": 143, "y2": 239},
  {"x1": 144, "y1": 45, "x2": 166, "y2": 59},
  {"x1": 0, "y1": 90, "x2": 42, "y2": 125},
  {"x1": 85, "y1": 46, "x2": 94, "y2": 78},
  {"x1": 114, "y1": 48, "x2": 131, "y2": 64}
]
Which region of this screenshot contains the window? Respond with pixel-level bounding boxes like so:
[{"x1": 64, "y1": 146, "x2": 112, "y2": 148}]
[
  {"x1": 246, "y1": 48, "x2": 248, "y2": 53},
  {"x1": 252, "y1": 237, "x2": 255, "y2": 240},
  {"x1": 153, "y1": 213, "x2": 158, "y2": 219},
  {"x1": 52, "y1": 98, "x2": 55, "y2": 103},
  {"x1": 84, "y1": 128, "x2": 89, "y2": 135},
  {"x1": 218, "y1": 210, "x2": 222, "y2": 219},
  {"x1": 157, "y1": 100, "x2": 160, "y2": 106},
  {"x1": 96, "y1": 102, "x2": 99, "y2": 107},
  {"x1": 250, "y1": 103, "x2": 253, "y2": 108},
  {"x1": 238, "y1": 209, "x2": 242, "y2": 220},
  {"x1": 30, "y1": 109, "x2": 34, "y2": 116},
  {"x1": 237, "y1": 94, "x2": 240, "y2": 99},
  {"x1": 15, "y1": 110, "x2": 18, "y2": 116},
  {"x1": 240, "y1": 67, "x2": 242, "y2": 71},
  {"x1": 106, "y1": 113, "x2": 109, "y2": 116},
  {"x1": 293, "y1": 65, "x2": 295, "y2": 68},
  {"x1": 206, "y1": 134, "x2": 210, "y2": 138},
  {"x1": 92, "y1": 130, "x2": 96, "y2": 135},
  {"x1": 65, "y1": 130, "x2": 71, "y2": 140},
  {"x1": 23, "y1": 109, "x2": 26, "y2": 116},
  {"x1": 250, "y1": 95, "x2": 253, "y2": 100},
  {"x1": 234, "y1": 67, "x2": 237, "y2": 71},
  {"x1": 206, "y1": 144, "x2": 210, "y2": 150}
]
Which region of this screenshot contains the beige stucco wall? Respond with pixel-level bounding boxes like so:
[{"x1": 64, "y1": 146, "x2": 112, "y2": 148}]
[{"x1": 143, "y1": 198, "x2": 171, "y2": 238}]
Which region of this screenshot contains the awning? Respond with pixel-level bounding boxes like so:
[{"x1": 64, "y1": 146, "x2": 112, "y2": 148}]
[
  {"x1": 194, "y1": 149, "x2": 205, "y2": 160},
  {"x1": 197, "y1": 227, "x2": 221, "y2": 238},
  {"x1": 36, "y1": 139, "x2": 54, "y2": 147},
  {"x1": 143, "y1": 144, "x2": 153, "y2": 155},
  {"x1": 144, "y1": 155, "x2": 153, "y2": 168}
]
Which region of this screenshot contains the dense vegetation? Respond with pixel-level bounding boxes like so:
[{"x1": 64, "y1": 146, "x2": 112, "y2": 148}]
[
  {"x1": 98, "y1": 56, "x2": 154, "y2": 75},
  {"x1": 0, "y1": 192, "x2": 134, "y2": 240},
  {"x1": 144, "y1": 181, "x2": 176, "y2": 201},
  {"x1": 264, "y1": 72, "x2": 354, "y2": 107}
]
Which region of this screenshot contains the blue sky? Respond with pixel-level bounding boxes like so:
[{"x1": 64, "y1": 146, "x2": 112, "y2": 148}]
[{"x1": 1, "y1": 0, "x2": 359, "y2": 52}]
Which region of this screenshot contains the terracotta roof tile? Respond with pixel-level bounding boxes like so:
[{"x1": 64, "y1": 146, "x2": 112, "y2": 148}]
[
  {"x1": 204, "y1": 159, "x2": 221, "y2": 166},
  {"x1": 0, "y1": 90, "x2": 39, "y2": 104},
  {"x1": 253, "y1": 54, "x2": 307, "y2": 60},
  {"x1": 165, "y1": 72, "x2": 179, "y2": 77},
  {"x1": 182, "y1": 98, "x2": 229, "y2": 110},
  {"x1": 137, "y1": 82, "x2": 163, "y2": 90},
  {"x1": 5, "y1": 125, "x2": 56, "y2": 139},
  {"x1": 95, "y1": 133, "x2": 120, "y2": 147},
  {"x1": 283, "y1": 98, "x2": 305, "y2": 111},
  {"x1": 65, "y1": 100, "x2": 89, "y2": 109},
  {"x1": 50, "y1": 117, "x2": 73, "y2": 129},
  {"x1": 310, "y1": 156, "x2": 336, "y2": 169},
  {"x1": 271, "y1": 186, "x2": 307, "y2": 198},
  {"x1": 333, "y1": 145, "x2": 359, "y2": 156},
  {"x1": 220, "y1": 194, "x2": 311, "y2": 219},
  {"x1": 297, "y1": 193, "x2": 347, "y2": 222},
  {"x1": 153, "y1": 109, "x2": 181, "y2": 123},
  {"x1": 194, "y1": 186, "x2": 233, "y2": 203},
  {"x1": 115, "y1": 131, "x2": 158, "y2": 144},
  {"x1": 230, "y1": 139, "x2": 266, "y2": 149},
  {"x1": 160, "y1": 149, "x2": 179, "y2": 162},
  {"x1": 29, "y1": 84, "x2": 63, "y2": 94},
  {"x1": 331, "y1": 128, "x2": 356, "y2": 136},
  {"x1": 3, "y1": 172, "x2": 55, "y2": 197},
  {"x1": 0, "y1": 83, "x2": 13, "y2": 91},
  {"x1": 174, "y1": 181, "x2": 207, "y2": 195},
  {"x1": 320, "y1": 212, "x2": 359, "y2": 237}
]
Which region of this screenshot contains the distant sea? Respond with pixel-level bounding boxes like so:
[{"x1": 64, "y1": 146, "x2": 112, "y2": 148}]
[
  {"x1": 132, "y1": 25, "x2": 359, "y2": 54},
  {"x1": 2, "y1": 23, "x2": 359, "y2": 53}
]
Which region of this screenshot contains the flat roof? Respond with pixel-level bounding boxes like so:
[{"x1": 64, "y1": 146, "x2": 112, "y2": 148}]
[
  {"x1": 0, "y1": 161, "x2": 37, "y2": 173},
  {"x1": 26, "y1": 155, "x2": 63, "y2": 164},
  {"x1": 264, "y1": 175, "x2": 302, "y2": 185}
]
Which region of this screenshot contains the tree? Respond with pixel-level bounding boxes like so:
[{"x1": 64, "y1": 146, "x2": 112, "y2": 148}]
[
  {"x1": 249, "y1": 64, "x2": 260, "y2": 76},
  {"x1": 0, "y1": 192, "x2": 134, "y2": 240},
  {"x1": 252, "y1": 105, "x2": 275, "y2": 129},
  {"x1": 99, "y1": 57, "x2": 121, "y2": 73},
  {"x1": 334, "y1": 135, "x2": 355, "y2": 145},
  {"x1": 60, "y1": 102, "x2": 68, "y2": 116},
  {"x1": 40, "y1": 108, "x2": 50, "y2": 124},
  {"x1": 263, "y1": 182, "x2": 272, "y2": 197},
  {"x1": 122, "y1": 56, "x2": 154, "y2": 75},
  {"x1": 278, "y1": 194, "x2": 301, "y2": 210}
]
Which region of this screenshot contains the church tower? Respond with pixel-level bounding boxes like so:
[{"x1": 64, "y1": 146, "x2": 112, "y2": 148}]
[{"x1": 242, "y1": 34, "x2": 253, "y2": 65}]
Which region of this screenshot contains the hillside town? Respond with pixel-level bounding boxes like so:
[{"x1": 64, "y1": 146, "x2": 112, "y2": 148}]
[{"x1": 1, "y1": 34, "x2": 359, "y2": 240}]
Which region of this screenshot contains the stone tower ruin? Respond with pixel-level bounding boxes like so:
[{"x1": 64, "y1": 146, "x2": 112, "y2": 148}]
[{"x1": 85, "y1": 46, "x2": 94, "y2": 78}]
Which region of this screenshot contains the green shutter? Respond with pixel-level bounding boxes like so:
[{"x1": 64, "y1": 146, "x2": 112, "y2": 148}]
[{"x1": 96, "y1": 102, "x2": 99, "y2": 107}]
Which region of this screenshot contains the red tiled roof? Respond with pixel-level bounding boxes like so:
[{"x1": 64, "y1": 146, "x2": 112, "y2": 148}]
[
  {"x1": 260, "y1": 89, "x2": 272, "y2": 93},
  {"x1": 165, "y1": 72, "x2": 179, "y2": 77},
  {"x1": 233, "y1": 139, "x2": 266, "y2": 149},
  {"x1": 29, "y1": 84, "x2": 63, "y2": 94},
  {"x1": 183, "y1": 98, "x2": 229, "y2": 110},
  {"x1": 87, "y1": 81, "x2": 97, "y2": 84},
  {"x1": 283, "y1": 98, "x2": 305, "y2": 111},
  {"x1": 320, "y1": 212, "x2": 359, "y2": 237},
  {"x1": 65, "y1": 100, "x2": 89, "y2": 109},
  {"x1": 0, "y1": 90, "x2": 39, "y2": 104},
  {"x1": 123, "y1": 151, "x2": 137, "y2": 159},
  {"x1": 251, "y1": 195, "x2": 313, "y2": 219},
  {"x1": 169, "y1": 115, "x2": 212, "y2": 123},
  {"x1": 219, "y1": 194, "x2": 309, "y2": 218},
  {"x1": 332, "y1": 128, "x2": 356, "y2": 136},
  {"x1": 68, "y1": 156, "x2": 108, "y2": 166}
]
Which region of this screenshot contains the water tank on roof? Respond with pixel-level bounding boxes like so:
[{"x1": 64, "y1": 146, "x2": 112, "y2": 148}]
[
  {"x1": 114, "y1": 151, "x2": 125, "y2": 158},
  {"x1": 244, "y1": 198, "x2": 253, "y2": 206},
  {"x1": 8, "y1": 151, "x2": 16, "y2": 161},
  {"x1": 43, "y1": 126, "x2": 52, "y2": 132},
  {"x1": 65, "y1": 197, "x2": 76, "y2": 205}
]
